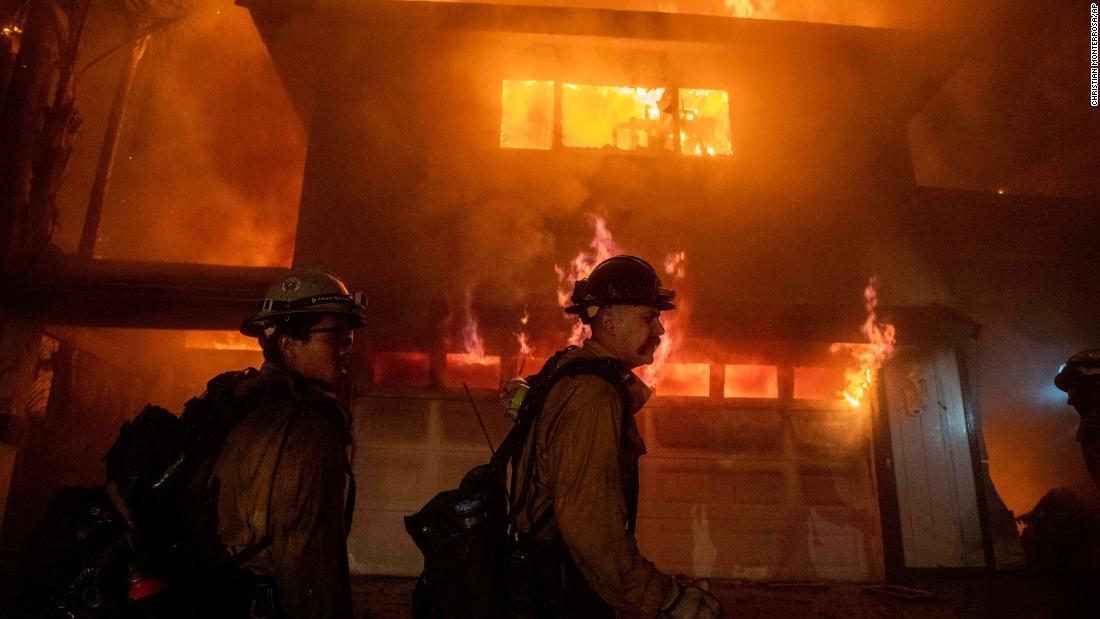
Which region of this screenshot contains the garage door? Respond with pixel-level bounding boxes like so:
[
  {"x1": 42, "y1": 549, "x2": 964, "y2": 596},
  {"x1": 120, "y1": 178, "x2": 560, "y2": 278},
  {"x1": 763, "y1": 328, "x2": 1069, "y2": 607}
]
[{"x1": 349, "y1": 352, "x2": 884, "y2": 582}]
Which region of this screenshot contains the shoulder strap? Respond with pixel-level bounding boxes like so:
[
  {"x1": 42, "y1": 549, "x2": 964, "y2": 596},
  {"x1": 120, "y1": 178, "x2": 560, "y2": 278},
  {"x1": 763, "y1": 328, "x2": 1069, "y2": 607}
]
[
  {"x1": 155, "y1": 369, "x2": 263, "y2": 490},
  {"x1": 504, "y1": 353, "x2": 634, "y2": 534},
  {"x1": 488, "y1": 346, "x2": 576, "y2": 471}
]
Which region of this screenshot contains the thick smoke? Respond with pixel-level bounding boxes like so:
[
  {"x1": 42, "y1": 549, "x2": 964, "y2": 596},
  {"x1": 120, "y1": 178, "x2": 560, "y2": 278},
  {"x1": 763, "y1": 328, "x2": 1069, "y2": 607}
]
[{"x1": 53, "y1": 0, "x2": 304, "y2": 266}]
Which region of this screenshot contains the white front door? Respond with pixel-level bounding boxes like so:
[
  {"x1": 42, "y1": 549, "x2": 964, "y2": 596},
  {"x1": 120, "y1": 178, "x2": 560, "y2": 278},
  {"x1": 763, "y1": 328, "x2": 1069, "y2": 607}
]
[{"x1": 883, "y1": 347, "x2": 985, "y2": 568}]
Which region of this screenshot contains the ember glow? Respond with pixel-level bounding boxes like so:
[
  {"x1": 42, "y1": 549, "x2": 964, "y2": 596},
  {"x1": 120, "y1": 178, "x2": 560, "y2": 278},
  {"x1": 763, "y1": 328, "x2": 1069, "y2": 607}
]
[{"x1": 830, "y1": 277, "x2": 897, "y2": 408}]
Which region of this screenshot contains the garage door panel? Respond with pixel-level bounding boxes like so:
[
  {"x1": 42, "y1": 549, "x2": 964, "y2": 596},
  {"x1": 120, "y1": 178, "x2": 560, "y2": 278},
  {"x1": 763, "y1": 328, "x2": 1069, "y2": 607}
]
[
  {"x1": 349, "y1": 510, "x2": 422, "y2": 576},
  {"x1": 649, "y1": 468, "x2": 788, "y2": 505},
  {"x1": 637, "y1": 517, "x2": 789, "y2": 578},
  {"x1": 357, "y1": 399, "x2": 432, "y2": 446},
  {"x1": 790, "y1": 410, "x2": 868, "y2": 457},
  {"x1": 361, "y1": 451, "x2": 435, "y2": 508},
  {"x1": 800, "y1": 472, "x2": 853, "y2": 505},
  {"x1": 650, "y1": 408, "x2": 784, "y2": 453}
]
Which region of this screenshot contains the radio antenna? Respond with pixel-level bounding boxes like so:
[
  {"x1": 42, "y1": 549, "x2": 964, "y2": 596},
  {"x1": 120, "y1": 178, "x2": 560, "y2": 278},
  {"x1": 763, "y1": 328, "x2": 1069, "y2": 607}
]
[{"x1": 463, "y1": 383, "x2": 496, "y2": 457}]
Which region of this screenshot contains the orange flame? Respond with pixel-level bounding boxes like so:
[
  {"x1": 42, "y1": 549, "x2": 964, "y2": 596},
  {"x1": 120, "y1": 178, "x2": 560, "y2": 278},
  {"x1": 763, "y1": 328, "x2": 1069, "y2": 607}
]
[
  {"x1": 554, "y1": 220, "x2": 698, "y2": 394},
  {"x1": 454, "y1": 286, "x2": 493, "y2": 366},
  {"x1": 643, "y1": 251, "x2": 687, "y2": 387},
  {"x1": 830, "y1": 277, "x2": 897, "y2": 408},
  {"x1": 724, "y1": 0, "x2": 778, "y2": 19},
  {"x1": 514, "y1": 305, "x2": 534, "y2": 374},
  {"x1": 555, "y1": 215, "x2": 622, "y2": 346}
]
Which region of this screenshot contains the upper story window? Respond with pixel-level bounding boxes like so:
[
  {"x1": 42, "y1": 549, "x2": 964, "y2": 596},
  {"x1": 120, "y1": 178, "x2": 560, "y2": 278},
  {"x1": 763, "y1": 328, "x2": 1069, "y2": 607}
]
[{"x1": 500, "y1": 80, "x2": 731, "y2": 156}]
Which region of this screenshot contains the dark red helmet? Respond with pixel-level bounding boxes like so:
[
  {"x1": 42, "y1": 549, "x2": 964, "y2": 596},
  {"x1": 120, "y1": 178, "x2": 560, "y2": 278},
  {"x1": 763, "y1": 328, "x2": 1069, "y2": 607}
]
[{"x1": 565, "y1": 255, "x2": 676, "y2": 324}]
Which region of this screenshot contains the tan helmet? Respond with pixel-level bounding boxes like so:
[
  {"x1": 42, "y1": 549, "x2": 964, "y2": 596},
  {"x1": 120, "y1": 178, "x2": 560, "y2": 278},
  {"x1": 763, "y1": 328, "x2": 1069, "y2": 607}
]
[{"x1": 240, "y1": 269, "x2": 368, "y2": 337}]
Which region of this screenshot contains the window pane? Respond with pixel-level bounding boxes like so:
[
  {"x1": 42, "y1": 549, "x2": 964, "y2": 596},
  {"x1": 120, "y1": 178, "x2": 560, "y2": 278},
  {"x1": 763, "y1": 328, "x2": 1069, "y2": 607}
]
[
  {"x1": 655, "y1": 363, "x2": 710, "y2": 397},
  {"x1": 500, "y1": 80, "x2": 554, "y2": 150},
  {"x1": 679, "y1": 88, "x2": 731, "y2": 156},
  {"x1": 561, "y1": 84, "x2": 673, "y2": 152},
  {"x1": 794, "y1": 366, "x2": 847, "y2": 400},
  {"x1": 724, "y1": 365, "x2": 778, "y2": 398},
  {"x1": 374, "y1": 352, "x2": 431, "y2": 388}
]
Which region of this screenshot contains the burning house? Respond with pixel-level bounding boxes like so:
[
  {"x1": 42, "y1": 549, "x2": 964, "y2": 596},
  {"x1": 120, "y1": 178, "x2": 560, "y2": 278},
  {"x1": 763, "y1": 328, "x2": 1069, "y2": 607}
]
[
  {"x1": 237, "y1": 0, "x2": 1008, "y2": 581},
  {"x1": 8, "y1": 0, "x2": 1100, "y2": 602}
]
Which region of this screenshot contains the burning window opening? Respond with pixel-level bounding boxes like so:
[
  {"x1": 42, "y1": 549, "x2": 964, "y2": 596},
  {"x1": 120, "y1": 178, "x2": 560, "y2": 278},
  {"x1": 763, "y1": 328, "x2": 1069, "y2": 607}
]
[
  {"x1": 679, "y1": 88, "x2": 732, "y2": 156},
  {"x1": 562, "y1": 83, "x2": 673, "y2": 152},
  {"x1": 372, "y1": 352, "x2": 431, "y2": 388},
  {"x1": 500, "y1": 80, "x2": 554, "y2": 150},
  {"x1": 793, "y1": 366, "x2": 847, "y2": 401},
  {"x1": 444, "y1": 353, "x2": 502, "y2": 390},
  {"x1": 501, "y1": 81, "x2": 731, "y2": 157},
  {"x1": 724, "y1": 364, "x2": 778, "y2": 398},
  {"x1": 183, "y1": 330, "x2": 262, "y2": 351},
  {"x1": 654, "y1": 362, "x2": 710, "y2": 397}
]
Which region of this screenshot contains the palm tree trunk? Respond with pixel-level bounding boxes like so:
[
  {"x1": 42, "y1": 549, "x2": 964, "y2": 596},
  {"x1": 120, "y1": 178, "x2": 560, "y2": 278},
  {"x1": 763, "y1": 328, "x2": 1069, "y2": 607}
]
[
  {"x1": 0, "y1": 0, "x2": 87, "y2": 261},
  {"x1": 78, "y1": 31, "x2": 151, "y2": 259},
  {"x1": 25, "y1": 0, "x2": 93, "y2": 261}
]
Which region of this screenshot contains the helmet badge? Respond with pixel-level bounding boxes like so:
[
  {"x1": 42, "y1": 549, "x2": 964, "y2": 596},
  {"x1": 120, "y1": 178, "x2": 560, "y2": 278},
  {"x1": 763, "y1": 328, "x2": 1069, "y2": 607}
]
[{"x1": 281, "y1": 278, "x2": 301, "y2": 293}]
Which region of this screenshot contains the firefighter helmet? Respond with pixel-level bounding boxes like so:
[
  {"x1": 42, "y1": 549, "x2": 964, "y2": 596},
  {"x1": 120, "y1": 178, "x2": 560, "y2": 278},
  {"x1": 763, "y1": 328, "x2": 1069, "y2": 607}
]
[
  {"x1": 240, "y1": 269, "x2": 368, "y2": 337},
  {"x1": 565, "y1": 255, "x2": 676, "y2": 324},
  {"x1": 1055, "y1": 349, "x2": 1100, "y2": 407}
]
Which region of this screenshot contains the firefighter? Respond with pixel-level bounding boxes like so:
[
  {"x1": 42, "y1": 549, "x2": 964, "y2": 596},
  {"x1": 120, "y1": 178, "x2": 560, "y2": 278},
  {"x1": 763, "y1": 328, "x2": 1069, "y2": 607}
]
[
  {"x1": 511, "y1": 255, "x2": 721, "y2": 618},
  {"x1": 1055, "y1": 350, "x2": 1100, "y2": 491},
  {"x1": 189, "y1": 269, "x2": 366, "y2": 618}
]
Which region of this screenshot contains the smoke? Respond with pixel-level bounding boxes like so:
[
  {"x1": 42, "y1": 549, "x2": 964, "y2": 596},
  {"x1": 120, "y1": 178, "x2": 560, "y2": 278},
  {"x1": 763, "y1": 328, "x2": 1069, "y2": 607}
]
[
  {"x1": 974, "y1": 318, "x2": 1100, "y2": 516},
  {"x1": 53, "y1": 0, "x2": 304, "y2": 266}
]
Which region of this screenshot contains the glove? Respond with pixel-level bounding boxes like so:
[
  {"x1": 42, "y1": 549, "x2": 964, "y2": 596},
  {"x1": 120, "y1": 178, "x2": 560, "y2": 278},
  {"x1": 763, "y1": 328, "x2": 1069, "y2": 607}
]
[{"x1": 659, "y1": 580, "x2": 721, "y2": 619}]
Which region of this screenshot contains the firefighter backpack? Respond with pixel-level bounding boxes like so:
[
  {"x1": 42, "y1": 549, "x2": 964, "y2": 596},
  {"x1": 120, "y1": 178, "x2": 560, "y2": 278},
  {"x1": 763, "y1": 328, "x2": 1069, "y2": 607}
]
[{"x1": 13, "y1": 369, "x2": 274, "y2": 618}]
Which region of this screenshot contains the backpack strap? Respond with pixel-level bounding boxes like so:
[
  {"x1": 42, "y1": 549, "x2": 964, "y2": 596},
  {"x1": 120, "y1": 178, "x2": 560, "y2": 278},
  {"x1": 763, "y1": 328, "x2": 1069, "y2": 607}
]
[
  {"x1": 489, "y1": 346, "x2": 577, "y2": 473},
  {"x1": 506, "y1": 353, "x2": 634, "y2": 536}
]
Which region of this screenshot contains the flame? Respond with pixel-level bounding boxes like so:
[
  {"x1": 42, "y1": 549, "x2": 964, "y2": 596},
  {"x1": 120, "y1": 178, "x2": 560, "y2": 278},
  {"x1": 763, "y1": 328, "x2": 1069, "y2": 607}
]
[
  {"x1": 555, "y1": 215, "x2": 623, "y2": 346},
  {"x1": 724, "y1": 0, "x2": 778, "y2": 19},
  {"x1": 643, "y1": 251, "x2": 688, "y2": 387},
  {"x1": 514, "y1": 305, "x2": 535, "y2": 374},
  {"x1": 501, "y1": 81, "x2": 730, "y2": 156},
  {"x1": 455, "y1": 286, "x2": 493, "y2": 365},
  {"x1": 830, "y1": 277, "x2": 897, "y2": 408},
  {"x1": 664, "y1": 251, "x2": 686, "y2": 279},
  {"x1": 562, "y1": 84, "x2": 671, "y2": 152},
  {"x1": 555, "y1": 221, "x2": 697, "y2": 393}
]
